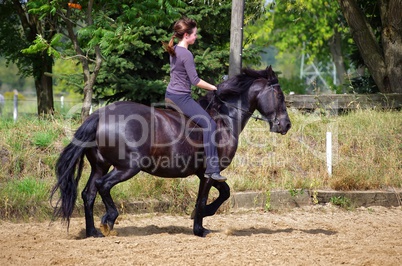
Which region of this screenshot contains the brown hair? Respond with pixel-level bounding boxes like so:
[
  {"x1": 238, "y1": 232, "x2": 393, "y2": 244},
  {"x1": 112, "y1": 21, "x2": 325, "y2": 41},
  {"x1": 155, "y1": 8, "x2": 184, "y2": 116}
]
[{"x1": 163, "y1": 17, "x2": 197, "y2": 56}]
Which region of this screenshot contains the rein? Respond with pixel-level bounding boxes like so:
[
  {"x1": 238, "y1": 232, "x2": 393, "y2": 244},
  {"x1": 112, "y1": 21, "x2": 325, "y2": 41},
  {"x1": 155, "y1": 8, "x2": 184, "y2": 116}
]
[{"x1": 214, "y1": 84, "x2": 280, "y2": 125}]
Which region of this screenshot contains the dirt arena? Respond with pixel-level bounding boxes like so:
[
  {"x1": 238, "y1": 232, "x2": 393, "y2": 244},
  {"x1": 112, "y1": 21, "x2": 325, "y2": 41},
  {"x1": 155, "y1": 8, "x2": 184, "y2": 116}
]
[{"x1": 1, "y1": 204, "x2": 401, "y2": 265}]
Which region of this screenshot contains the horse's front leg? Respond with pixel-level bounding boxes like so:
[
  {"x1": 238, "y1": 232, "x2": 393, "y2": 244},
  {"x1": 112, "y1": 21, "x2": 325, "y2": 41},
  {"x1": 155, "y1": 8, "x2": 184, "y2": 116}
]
[
  {"x1": 204, "y1": 181, "x2": 230, "y2": 217},
  {"x1": 193, "y1": 176, "x2": 214, "y2": 237},
  {"x1": 191, "y1": 181, "x2": 230, "y2": 219}
]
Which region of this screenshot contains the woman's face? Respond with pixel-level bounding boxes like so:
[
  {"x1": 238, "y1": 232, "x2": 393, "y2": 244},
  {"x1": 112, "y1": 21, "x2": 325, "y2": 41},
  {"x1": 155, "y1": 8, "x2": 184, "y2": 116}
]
[{"x1": 186, "y1": 27, "x2": 198, "y2": 45}]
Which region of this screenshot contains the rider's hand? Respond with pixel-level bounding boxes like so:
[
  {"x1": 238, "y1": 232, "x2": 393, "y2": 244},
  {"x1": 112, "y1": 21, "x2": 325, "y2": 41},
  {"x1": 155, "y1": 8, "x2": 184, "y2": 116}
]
[{"x1": 213, "y1": 86, "x2": 219, "y2": 95}]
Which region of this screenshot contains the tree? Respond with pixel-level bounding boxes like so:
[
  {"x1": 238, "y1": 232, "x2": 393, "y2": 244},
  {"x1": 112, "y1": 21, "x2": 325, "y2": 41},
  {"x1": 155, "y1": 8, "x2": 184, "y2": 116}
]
[
  {"x1": 8, "y1": 0, "x2": 265, "y2": 121},
  {"x1": 93, "y1": 0, "x2": 265, "y2": 104},
  {"x1": 337, "y1": 0, "x2": 402, "y2": 93},
  {"x1": 24, "y1": 0, "x2": 186, "y2": 120},
  {"x1": 92, "y1": 0, "x2": 187, "y2": 105},
  {"x1": 249, "y1": 0, "x2": 349, "y2": 86},
  {"x1": 0, "y1": 0, "x2": 56, "y2": 115}
]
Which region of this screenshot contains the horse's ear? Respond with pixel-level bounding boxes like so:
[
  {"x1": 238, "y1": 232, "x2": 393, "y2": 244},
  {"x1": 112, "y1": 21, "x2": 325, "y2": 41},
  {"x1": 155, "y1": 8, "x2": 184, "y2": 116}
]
[{"x1": 266, "y1": 65, "x2": 273, "y2": 78}]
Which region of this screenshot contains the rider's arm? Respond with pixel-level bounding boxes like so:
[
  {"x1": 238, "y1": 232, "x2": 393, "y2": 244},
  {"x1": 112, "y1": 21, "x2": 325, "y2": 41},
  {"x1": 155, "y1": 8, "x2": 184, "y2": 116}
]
[
  {"x1": 182, "y1": 49, "x2": 217, "y2": 92},
  {"x1": 196, "y1": 79, "x2": 217, "y2": 91}
]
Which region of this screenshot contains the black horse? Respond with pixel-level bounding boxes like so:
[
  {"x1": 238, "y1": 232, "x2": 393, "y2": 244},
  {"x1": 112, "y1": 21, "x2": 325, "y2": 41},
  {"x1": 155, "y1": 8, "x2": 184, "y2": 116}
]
[{"x1": 51, "y1": 66, "x2": 291, "y2": 237}]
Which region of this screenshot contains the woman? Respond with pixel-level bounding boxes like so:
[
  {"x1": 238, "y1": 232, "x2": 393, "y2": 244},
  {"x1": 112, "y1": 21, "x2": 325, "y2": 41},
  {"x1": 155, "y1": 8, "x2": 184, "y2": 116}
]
[{"x1": 163, "y1": 17, "x2": 226, "y2": 182}]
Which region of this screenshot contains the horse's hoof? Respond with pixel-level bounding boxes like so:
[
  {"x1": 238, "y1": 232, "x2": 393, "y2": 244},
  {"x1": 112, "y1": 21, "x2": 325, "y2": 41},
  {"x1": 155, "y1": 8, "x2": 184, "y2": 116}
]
[
  {"x1": 99, "y1": 223, "x2": 118, "y2": 237},
  {"x1": 100, "y1": 223, "x2": 111, "y2": 236},
  {"x1": 202, "y1": 229, "x2": 211, "y2": 237},
  {"x1": 87, "y1": 229, "x2": 104, "y2": 238},
  {"x1": 194, "y1": 227, "x2": 211, "y2": 237}
]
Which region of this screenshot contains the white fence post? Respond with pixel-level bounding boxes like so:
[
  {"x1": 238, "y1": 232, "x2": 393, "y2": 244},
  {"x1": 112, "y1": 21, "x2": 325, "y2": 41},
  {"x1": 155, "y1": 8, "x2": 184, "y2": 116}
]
[
  {"x1": 0, "y1": 93, "x2": 4, "y2": 116},
  {"x1": 13, "y1": 89, "x2": 18, "y2": 122},
  {"x1": 326, "y1": 131, "x2": 332, "y2": 176},
  {"x1": 60, "y1": 96, "x2": 64, "y2": 109}
]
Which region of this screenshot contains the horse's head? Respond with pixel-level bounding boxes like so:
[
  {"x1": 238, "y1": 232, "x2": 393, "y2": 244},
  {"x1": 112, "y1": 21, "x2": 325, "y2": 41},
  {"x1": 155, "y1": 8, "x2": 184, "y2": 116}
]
[
  {"x1": 253, "y1": 66, "x2": 291, "y2": 135},
  {"x1": 214, "y1": 66, "x2": 291, "y2": 135}
]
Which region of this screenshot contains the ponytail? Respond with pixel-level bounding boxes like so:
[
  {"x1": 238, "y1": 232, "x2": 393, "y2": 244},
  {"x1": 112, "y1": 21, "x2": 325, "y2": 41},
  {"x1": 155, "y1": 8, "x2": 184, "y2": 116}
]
[
  {"x1": 163, "y1": 35, "x2": 176, "y2": 56},
  {"x1": 163, "y1": 17, "x2": 197, "y2": 57}
]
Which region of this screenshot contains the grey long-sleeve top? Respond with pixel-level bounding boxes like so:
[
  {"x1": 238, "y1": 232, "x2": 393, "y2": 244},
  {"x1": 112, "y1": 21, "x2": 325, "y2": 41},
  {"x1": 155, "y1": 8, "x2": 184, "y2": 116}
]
[{"x1": 166, "y1": 46, "x2": 201, "y2": 95}]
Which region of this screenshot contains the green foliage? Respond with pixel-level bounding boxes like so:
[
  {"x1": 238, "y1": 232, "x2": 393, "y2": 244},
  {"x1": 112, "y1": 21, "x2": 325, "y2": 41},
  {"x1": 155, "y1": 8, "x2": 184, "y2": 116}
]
[
  {"x1": 2, "y1": 0, "x2": 266, "y2": 106},
  {"x1": 21, "y1": 34, "x2": 61, "y2": 58},
  {"x1": 0, "y1": 2, "x2": 34, "y2": 78},
  {"x1": 52, "y1": 59, "x2": 83, "y2": 98},
  {"x1": 32, "y1": 131, "x2": 58, "y2": 149},
  {"x1": 1, "y1": 177, "x2": 49, "y2": 202},
  {"x1": 93, "y1": 21, "x2": 174, "y2": 104},
  {"x1": 288, "y1": 188, "x2": 304, "y2": 197},
  {"x1": 279, "y1": 76, "x2": 307, "y2": 94},
  {"x1": 246, "y1": 0, "x2": 354, "y2": 81},
  {"x1": 268, "y1": 0, "x2": 346, "y2": 63},
  {"x1": 93, "y1": 0, "x2": 266, "y2": 104},
  {"x1": 345, "y1": 74, "x2": 378, "y2": 94},
  {"x1": 0, "y1": 176, "x2": 52, "y2": 220},
  {"x1": 330, "y1": 196, "x2": 352, "y2": 209}
]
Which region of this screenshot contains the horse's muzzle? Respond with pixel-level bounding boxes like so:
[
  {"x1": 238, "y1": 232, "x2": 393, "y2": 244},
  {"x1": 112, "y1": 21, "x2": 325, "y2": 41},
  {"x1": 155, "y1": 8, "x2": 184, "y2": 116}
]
[{"x1": 270, "y1": 119, "x2": 291, "y2": 135}]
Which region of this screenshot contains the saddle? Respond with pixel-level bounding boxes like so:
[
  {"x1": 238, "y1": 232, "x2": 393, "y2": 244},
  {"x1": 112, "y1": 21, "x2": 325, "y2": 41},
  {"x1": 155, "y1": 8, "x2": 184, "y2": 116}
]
[{"x1": 164, "y1": 98, "x2": 183, "y2": 114}]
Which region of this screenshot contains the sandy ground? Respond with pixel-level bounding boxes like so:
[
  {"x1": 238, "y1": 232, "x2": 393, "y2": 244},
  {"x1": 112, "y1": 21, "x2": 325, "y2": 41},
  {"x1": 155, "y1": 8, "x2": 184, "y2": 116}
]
[{"x1": 1, "y1": 204, "x2": 401, "y2": 266}]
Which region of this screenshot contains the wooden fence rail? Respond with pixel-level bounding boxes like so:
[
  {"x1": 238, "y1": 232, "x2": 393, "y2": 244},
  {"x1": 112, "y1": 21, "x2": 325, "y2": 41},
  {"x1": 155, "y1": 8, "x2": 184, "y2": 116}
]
[{"x1": 285, "y1": 93, "x2": 402, "y2": 111}]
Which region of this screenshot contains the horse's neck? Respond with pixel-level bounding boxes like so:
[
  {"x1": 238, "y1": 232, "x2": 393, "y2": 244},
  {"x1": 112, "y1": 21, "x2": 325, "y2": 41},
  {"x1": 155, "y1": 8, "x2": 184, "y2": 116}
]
[
  {"x1": 218, "y1": 96, "x2": 254, "y2": 134},
  {"x1": 214, "y1": 97, "x2": 254, "y2": 145}
]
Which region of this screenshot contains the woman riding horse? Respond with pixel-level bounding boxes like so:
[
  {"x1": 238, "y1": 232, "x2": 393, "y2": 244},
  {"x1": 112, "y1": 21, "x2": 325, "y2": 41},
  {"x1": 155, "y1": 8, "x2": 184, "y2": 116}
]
[
  {"x1": 164, "y1": 17, "x2": 226, "y2": 182},
  {"x1": 51, "y1": 66, "x2": 291, "y2": 237}
]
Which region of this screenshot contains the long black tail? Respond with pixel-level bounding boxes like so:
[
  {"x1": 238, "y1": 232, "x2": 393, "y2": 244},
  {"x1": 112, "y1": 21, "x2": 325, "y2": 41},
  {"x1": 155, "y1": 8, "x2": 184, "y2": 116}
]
[{"x1": 51, "y1": 112, "x2": 100, "y2": 227}]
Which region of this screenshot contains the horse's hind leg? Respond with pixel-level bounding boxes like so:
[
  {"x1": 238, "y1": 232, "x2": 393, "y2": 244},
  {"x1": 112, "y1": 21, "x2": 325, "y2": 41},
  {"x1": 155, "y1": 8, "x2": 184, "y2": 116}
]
[
  {"x1": 82, "y1": 150, "x2": 111, "y2": 237},
  {"x1": 95, "y1": 166, "x2": 140, "y2": 235}
]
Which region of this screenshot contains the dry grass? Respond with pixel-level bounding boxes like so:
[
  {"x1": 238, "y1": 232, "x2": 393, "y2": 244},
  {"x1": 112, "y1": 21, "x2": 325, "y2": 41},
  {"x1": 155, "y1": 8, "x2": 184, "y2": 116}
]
[{"x1": 226, "y1": 108, "x2": 402, "y2": 192}]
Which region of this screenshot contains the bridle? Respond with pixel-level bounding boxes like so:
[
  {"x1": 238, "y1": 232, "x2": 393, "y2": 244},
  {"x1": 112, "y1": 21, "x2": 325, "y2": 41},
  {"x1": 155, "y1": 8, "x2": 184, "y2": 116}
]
[{"x1": 213, "y1": 83, "x2": 280, "y2": 125}]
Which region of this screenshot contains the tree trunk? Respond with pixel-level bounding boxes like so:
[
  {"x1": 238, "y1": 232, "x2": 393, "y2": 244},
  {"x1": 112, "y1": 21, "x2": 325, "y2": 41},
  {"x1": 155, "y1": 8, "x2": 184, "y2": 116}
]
[
  {"x1": 34, "y1": 54, "x2": 54, "y2": 116},
  {"x1": 338, "y1": 0, "x2": 402, "y2": 93},
  {"x1": 80, "y1": 0, "x2": 102, "y2": 121},
  {"x1": 13, "y1": 0, "x2": 55, "y2": 115},
  {"x1": 80, "y1": 46, "x2": 102, "y2": 121},
  {"x1": 328, "y1": 30, "x2": 346, "y2": 88},
  {"x1": 64, "y1": 0, "x2": 102, "y2": 122},
  {"x1": 380, "y1": 0, "x2": 402, "y2": 94}
]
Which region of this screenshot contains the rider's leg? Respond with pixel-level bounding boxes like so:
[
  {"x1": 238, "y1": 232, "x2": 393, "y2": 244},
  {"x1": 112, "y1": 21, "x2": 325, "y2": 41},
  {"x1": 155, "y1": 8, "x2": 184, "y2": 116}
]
[{"x1": 165, "y1": 92, "x2": 226, "y2": 181}]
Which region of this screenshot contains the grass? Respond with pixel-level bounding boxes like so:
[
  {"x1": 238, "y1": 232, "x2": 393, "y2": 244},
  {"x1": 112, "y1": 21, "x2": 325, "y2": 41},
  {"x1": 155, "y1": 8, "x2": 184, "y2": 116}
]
[
  {"x1": 329, "y1": 196, "x2": 353, "y2": 210},
  {"x1": 0, "y1": 108, "x2": 401, "y2": 221},
  {"x1": 227, "y1": 108, "x2": 402, "y2": 192},
  {"x1": 0, "y1": 176, "x2": 53, "y2": 220}
]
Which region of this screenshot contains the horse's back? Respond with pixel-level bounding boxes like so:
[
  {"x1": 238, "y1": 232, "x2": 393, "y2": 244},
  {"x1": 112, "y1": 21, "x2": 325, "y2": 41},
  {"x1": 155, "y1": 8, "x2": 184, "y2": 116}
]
[{"x1": 94, "y1": 101, "x2": 204, "y2": 175}]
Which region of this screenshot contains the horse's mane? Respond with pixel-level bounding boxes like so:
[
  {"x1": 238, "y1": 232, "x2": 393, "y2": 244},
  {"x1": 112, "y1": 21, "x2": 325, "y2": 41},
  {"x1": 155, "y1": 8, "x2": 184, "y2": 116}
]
[
  {"x1": 198, "y1": 67, "x2": 279, "y2": 114},
  {"x1": 216, "y1": 67, "x2": 278, "y2": 98}
]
